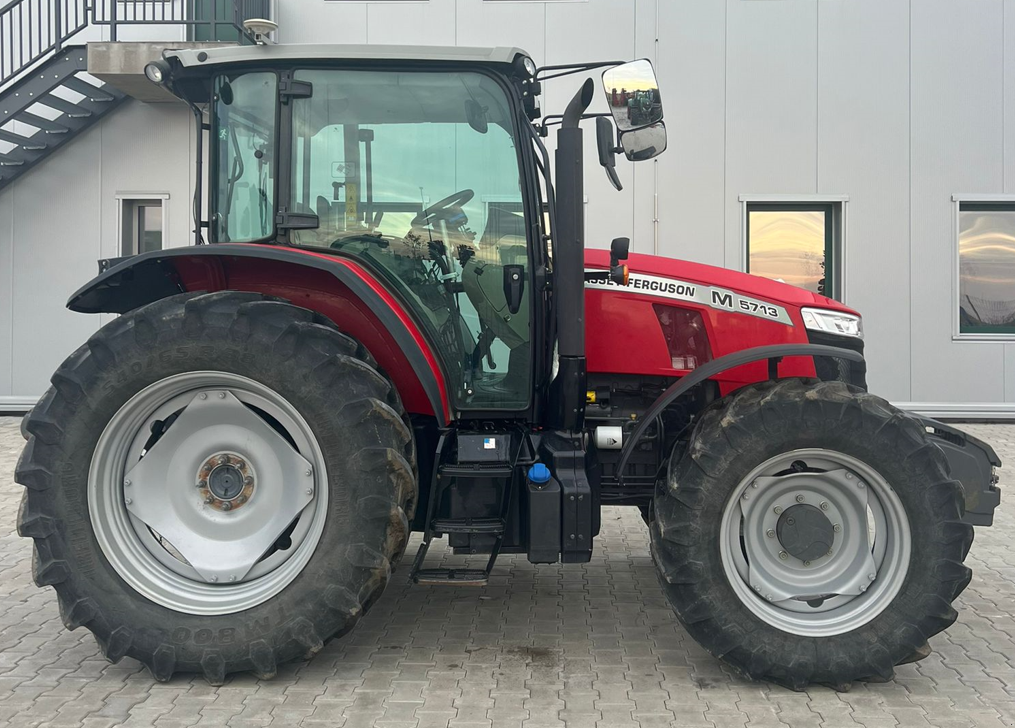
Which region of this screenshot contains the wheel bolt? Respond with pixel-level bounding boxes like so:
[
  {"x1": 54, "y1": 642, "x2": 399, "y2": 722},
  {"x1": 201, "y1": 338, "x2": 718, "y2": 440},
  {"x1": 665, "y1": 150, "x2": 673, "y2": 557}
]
[
  {"x1": 751, "y1": 481, "x2": 758, "y2": 489},
  {"x1": 305, "y1": 469, "x2": 312, "y2": 477},
  {"x1": 243, "y1": 476, "x2": 253, "y2": 485},
  {"x1": 199, "y1": 393, "x2": 208, "y2": 400},
  {"x1": 124, "y1": 479, "x2": 131, "y2": 487},
  {"x1": 766, "y1": 594, "x2": 773, "y2": 601},
  {"x1": 773, "y1": 506, "x2": 783, "y2": 515},
  {"x1": 237, "y1": 495, "x2": 247, "y2": 504},
  {"x1": 754, "y1": 585, "x2": 761, "y2": 592},
  {"x1": 827, "y1": 548, "x2": 833, "y2": 556},
  {"x1": 210, "y1": 576, "x2": 218, "y2": 582},
  {"x1": 124, "y1": 497, "x2": 132, "y2": 505},
  {"x1": 857, "y1": 482, "x2": 865, "y2": 489},
  {"x1": 222, "y1": 502, "x2": 232, "y2": 511},
  {"x1": 235, "y1": 459, "x2": 245, "y2": 469},
  {"x1": 766, "y1": 529, "x2": 775, "y2": 538},
  {"x1": 845, "y1": 473, "x2": 853, "y2": 480},
  {"x1": 305, "y1": 488, "x2": 313, "y2": 496},
  {"x1": 742, "y1": 493, "x2": 749, "y2": 501},
  {"x1": 229, "y1": 576, "x2": 237, "y2": 582},
  {"x1": 859, "y1": 583, "x2": 867, "y2": 592},
  {"x1": 804, "y1": 560, "x2": 811, "y2": 566},
  {"x1": 779, "y1": 551, "x2": 788, "y2": 560},
  {"x1": 205, "y1": 496, "x2": 214, "y2": 504},
  {"x1": 868, "y1": 573, "x2": 876, "y2": 580},
  {"x1": 795, "y1": 494, "x2": 804, "y2": 503},
  {"x1": 198, "y1": 479, "x2": 207, "y2": 488},
  {"x1": 218, "y1": 392, "x2": 226, "y2": 399},
  {"x1": 820, "y1": 501, "x2": 828, "y2": 510},
  {"x1": 833, "y1": 524, "x2": 841, "y2": 533}
]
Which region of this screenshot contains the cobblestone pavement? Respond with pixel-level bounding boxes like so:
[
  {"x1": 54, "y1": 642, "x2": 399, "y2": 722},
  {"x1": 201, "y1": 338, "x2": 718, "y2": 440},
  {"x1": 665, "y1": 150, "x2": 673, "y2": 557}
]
[{"x1": 1, "y1": 416, "x2": 1013, "y2": 727}]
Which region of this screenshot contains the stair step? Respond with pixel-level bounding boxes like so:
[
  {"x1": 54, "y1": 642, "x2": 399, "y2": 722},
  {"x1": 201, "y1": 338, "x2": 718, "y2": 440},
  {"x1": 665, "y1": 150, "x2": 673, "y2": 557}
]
[
  {"x1": 440, "y1": 464, "x2": 514, "y2": 479},
  {"x1": 0, "y1": 152, "x2": 26, "y2": 166},
  {"x1": 61, "y1": 77, "x2": 118, "y2": 102},
  {"x1": 413, "y1": 569, "x2": 489, "y2": 586},
  {"x1": 431, "y1": 518, "x2": 505, "y2": 535},
  {"x1": 0, "y1": 128, "x2": 46, "y2": 150},
  {"x1": 15, "y1": 112, "x2": 69, "y2": 133},
  {"x1": 36, "y1": 94, "x2": 92, "y2": 118}
]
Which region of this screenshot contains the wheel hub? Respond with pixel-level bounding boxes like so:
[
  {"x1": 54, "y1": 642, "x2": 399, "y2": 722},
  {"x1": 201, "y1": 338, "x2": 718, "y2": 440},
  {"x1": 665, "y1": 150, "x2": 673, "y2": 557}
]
[
  {"x1": 776, "y1": 504, "x2": 834, "y2": 562},
  {"x1": 198, "y1": 453, "x2": 254, "y2": 510}
]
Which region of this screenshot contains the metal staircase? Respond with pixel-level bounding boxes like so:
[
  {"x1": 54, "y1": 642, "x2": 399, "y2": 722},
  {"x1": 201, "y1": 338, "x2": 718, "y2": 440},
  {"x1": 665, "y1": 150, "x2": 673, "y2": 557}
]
[
  {"x1": 0, "y1": 0, "x2": 268, "y2": 191},
  {"x1": 0, "y1": 47, "x2": 127, "y2": 190}
]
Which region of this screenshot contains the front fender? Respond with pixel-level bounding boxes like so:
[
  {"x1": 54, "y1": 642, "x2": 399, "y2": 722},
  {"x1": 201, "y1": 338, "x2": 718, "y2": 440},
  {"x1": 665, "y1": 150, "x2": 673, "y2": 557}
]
[{"x1": 68, "y1": 245, "x2": 450, "y2": 425}]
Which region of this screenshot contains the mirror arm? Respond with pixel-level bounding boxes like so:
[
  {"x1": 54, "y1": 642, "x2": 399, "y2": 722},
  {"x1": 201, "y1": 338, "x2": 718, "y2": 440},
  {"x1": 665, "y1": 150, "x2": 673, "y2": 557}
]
[{"x1": 535, "y1": 60, "x2": 627, "y2": 82}]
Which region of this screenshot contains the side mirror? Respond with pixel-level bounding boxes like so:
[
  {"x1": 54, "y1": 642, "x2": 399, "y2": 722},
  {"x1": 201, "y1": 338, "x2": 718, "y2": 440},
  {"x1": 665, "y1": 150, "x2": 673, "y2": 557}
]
[
  {"x1": 602, "y1": 59, "x2": 663, "y2": 132},
  {"x1": 596, "y1": 116, "x2": 622, "y2": 191},
  {"x1": 619, "y1": 122, "x2": 667, "y2": 162}
]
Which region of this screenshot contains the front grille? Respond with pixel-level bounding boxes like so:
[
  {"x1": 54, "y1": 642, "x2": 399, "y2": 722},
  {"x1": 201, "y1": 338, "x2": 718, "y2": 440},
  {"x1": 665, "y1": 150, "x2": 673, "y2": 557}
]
[{"x1": 807, "y1": 330, "x2": 867, "y2": 390}]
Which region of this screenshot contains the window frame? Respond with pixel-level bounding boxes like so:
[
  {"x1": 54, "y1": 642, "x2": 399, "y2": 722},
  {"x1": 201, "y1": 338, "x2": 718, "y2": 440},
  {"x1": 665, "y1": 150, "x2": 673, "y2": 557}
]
[
  {"x1": 116, "y1": 193, "x2": 170, "y2": 257},
  {"x1": 952, "y1": 194, "x2": 1015, "y2": 341},
  {"x1": 740, "y1": 195, "x2": 847, "y2": 301}
]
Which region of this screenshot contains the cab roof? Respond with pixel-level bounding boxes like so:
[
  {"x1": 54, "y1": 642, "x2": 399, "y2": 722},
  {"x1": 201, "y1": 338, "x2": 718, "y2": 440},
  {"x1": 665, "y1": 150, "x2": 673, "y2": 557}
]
[{"x1": 165, "y1": 43, "x2": 531, "y2": 70}]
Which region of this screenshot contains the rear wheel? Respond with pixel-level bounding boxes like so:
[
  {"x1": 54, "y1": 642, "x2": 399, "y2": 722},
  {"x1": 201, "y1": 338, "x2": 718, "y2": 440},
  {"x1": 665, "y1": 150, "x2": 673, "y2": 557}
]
[
  {"x1": 651, "y1": 378, "x2": 973, "y2": 689},
  {"x1": 16, "y1": 292, "x2": 416, "y2": 683}
]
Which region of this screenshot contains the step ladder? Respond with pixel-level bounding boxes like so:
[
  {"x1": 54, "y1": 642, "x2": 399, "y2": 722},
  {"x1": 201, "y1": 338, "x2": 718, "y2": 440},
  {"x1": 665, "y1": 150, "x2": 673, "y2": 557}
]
[
  {"x1": 0, "y1": 47, "x2": 128, "y2": 191},
  {"x1": 409, "y1": 433, "x2": 520, "y2": 586}
]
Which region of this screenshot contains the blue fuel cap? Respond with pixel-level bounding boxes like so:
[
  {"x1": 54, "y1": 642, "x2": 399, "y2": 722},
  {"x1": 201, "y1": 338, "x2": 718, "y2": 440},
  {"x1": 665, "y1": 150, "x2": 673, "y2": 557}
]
[{"x1": 528, "y1": 463, "x2": 551, "y2": 485}]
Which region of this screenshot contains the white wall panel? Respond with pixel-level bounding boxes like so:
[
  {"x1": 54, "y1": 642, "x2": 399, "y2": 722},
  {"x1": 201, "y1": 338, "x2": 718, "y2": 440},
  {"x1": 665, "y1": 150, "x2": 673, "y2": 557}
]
[
  {"x1": 544, "y1": 0, "x2": 637, "y2": 251},
  {"x1": 650, "y1": 0, "x2": 725, "y2": 266},
  {"x1": 1005, "y1": 0, "x2": 1015, "y2": 194},
  {"x1": 367, "y1": 0, "x2": 456, "y2": 46},
  {"x1": 11, "y1": 125, "x2": 103, "y2": 398},
  {"x1": 910, "y1": 0, "x2": 1005, "y2": 403},
  {"x1": 0, "y1": 191, "x2": 12, "y2": 397},
  {"x1": 724, "y1": 0, "x2": 818, "y2": 269},
  {"x1": 817, "y1": 0, "x2": 911, "y2": 400},
  {"x1": 99, "y1": 101, "x2": 194, "y2": 259},
  {"x1": 277, "y1": 0, "x2": 367, "y2": 44},
  {"x1": 629, "y1": 0, "x2": 658, "y2": 255},
  {"x1": 454, "y1": 0, "x2": 544, "y2": 63}
]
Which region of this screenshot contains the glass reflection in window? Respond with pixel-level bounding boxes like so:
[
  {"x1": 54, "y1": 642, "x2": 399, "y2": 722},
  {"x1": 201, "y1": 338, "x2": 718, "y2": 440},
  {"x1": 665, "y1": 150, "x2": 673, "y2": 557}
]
[
  {"x1": 959, "y1": 204, "x2": 1015, "y2": 335},
  {"x1": 747, "y1": 205, "x2": 835, "y2": 298}
]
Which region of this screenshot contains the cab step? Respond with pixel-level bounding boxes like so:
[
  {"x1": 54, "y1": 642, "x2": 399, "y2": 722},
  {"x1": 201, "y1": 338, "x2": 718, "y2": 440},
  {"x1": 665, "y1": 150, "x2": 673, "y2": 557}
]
[
  {"x1": 412, "y1": 568, "x2": 489, "y2": 586},
  {"x1": 431, "y1": 517, "x2": 505, "y2": 535}
]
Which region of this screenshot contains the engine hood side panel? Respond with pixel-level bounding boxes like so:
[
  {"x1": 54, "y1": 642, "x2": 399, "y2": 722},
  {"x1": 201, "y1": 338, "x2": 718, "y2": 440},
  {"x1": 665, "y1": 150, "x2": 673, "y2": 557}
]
[{"x1": 583, "y1": 249, "x2": 850, "y2": 389}]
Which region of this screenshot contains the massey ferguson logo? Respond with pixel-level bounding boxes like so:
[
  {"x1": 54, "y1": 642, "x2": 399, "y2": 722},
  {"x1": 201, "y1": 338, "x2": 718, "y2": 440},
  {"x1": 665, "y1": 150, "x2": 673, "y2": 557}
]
[{"x1": 585, "y1": 270, "x2": 792, "y2": 326}]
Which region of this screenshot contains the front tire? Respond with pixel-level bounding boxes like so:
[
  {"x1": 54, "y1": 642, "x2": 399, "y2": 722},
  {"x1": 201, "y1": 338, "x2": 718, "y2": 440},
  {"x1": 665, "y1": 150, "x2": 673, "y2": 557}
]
[
  {"x1": 16, "y1": 292, "x2": 416, "y2": 683},
  {"x1": 651, "y1": 378, "x2": 973, "y2": 689}
]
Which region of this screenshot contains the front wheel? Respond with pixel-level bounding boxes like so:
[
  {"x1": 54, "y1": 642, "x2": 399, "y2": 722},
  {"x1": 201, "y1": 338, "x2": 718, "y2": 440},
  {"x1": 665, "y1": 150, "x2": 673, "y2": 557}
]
[
  {"x1": 16, "y1": 292, "x2": 416, "y2": 683},
  {"x1": 651, "y1": 379, "x2": 973, "y2": 689}
]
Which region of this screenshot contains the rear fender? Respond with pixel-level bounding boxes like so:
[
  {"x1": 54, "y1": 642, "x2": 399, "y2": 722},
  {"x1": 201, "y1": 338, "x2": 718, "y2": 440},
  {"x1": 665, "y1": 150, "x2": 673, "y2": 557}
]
[{"x1": 68, "y1": 245, "x2": 450, "y2": 425}]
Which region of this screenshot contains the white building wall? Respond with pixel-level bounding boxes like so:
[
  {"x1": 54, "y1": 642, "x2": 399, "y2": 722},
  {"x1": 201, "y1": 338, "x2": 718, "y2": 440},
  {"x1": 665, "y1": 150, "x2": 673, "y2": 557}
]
[{"x1": 2, "y1": 0, "x2": 1014, "y2": 415}]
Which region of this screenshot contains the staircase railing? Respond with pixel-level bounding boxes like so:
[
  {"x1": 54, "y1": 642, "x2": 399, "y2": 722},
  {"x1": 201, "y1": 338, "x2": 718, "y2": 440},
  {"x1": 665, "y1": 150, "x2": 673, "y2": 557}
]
[
  {"x1": 1, "y1": 0, "x2": 268, "y2": 88},
  {"x1": 1, "y1": 0, "x2": 89, "y2": 86}
]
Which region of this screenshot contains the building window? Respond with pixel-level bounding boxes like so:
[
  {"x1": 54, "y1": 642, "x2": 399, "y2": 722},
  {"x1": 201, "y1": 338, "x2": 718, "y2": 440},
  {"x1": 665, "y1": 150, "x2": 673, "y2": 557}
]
[
  {"x1": 958, "y1": 201, "x2": 1015, "y2": 336},
  {"x1": 119, "y1": 195, "x2": 168, "y2": 256},
  {"x1": 745, "y1": 201, "x2": 842, "y2": 300}
]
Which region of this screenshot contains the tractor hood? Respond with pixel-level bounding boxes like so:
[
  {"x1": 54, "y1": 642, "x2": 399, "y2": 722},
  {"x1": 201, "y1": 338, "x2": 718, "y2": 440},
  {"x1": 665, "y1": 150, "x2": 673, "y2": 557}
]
[{"x1": 584, "y1": 249, "x2": 858, "y2": 316}]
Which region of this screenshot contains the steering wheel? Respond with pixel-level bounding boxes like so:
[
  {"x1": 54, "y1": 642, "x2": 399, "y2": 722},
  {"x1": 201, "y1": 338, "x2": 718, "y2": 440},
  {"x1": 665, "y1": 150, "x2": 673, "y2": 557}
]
[{"x1": 412, "y1": 189, "x2": 474, "y2": 229}]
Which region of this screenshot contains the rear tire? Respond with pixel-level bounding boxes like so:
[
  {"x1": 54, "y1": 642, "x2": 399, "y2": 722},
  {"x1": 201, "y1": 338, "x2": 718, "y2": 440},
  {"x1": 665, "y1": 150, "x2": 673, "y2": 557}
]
[
  {"x1": 651, "y1": 378, "x2": 973, "y2": 690},
  {"x1": 16, "y1": 292, "x2": 417, "y2": 683}
]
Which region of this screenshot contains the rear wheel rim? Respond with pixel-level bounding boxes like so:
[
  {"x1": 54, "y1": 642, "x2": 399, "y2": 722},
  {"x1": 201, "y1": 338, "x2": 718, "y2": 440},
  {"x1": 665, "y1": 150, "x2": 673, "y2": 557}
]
[
  {"x1": 719, "y1": 448, "x2": 911, "y2": 637},
  {"x1": 89, "y1": 371, "x2": 329, "y2": 616}
]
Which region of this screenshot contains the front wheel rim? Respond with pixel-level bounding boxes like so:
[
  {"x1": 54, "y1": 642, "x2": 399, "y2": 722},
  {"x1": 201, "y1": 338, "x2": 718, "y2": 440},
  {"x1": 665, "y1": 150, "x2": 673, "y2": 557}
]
[
  {"x1": 719, "y1": 449, "x2": 911, "y2": 637},
  {"x1": 89, "y1": 371, "x2": 329, "y2": 616}
]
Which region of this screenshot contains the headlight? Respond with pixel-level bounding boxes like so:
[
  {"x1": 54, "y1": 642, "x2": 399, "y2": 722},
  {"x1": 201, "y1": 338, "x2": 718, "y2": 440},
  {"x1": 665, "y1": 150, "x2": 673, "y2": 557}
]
[
  {"x1": 144, "y1": 60, "x2": 168, "y2": 85},
  {"x1": 801, "y1": 307, "x2": 863, "y2": 339}
]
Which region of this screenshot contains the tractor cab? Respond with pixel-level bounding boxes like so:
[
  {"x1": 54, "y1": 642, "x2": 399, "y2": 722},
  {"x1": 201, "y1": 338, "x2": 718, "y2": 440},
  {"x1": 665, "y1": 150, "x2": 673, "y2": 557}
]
[{"x1": 149, "y1": 44, "x2": 665, "y2": 420}]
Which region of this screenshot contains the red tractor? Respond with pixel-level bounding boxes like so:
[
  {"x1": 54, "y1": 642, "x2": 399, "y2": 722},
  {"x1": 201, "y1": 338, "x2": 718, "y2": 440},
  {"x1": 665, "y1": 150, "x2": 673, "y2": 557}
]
[{"x1": 16, "y1": 43, "x2": 999, "y2": 690}]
